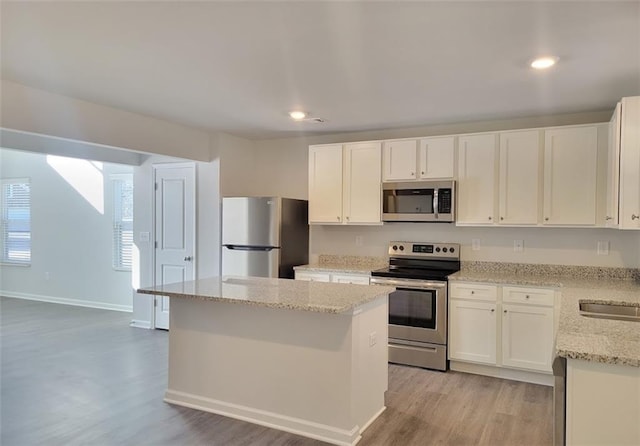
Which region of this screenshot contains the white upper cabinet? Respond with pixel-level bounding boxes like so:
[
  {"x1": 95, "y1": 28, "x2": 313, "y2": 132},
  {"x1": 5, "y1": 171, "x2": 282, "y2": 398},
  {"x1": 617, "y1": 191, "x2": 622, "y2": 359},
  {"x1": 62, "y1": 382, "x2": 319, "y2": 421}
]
[
  {"x1": 618, "y1": 96, "x2": 640, "y2": 229},
  {"x1": 605, "y1": 103, "x2": 622, "y2": 228},
  {"x1": 343, "y1": 142, "x2": 382, "y2": 224},
  {"x1": 308, "y1": 144, "x2": 343, "y2": 224},
  {"x1": 383, "y1": 137, "x2": 455, "y2": 181},
  {"x1": 308, "y1": 142, "x2": 382, "y2": 225},
  {"x1": 457, "y1": 134, "x2": 498, "y2": 225},
  {"x1": 419, "y1": 136, "x2": 455, "y2": 179},
  {"x1": 498, "y1": 130, "x2": 541, "y2": 225},
  {"x1": 543, "y1": 126, "x2": 599, "y2": 226},
  {"x1": 382, "y1": 139, "x2": 418, "y2": 181}
]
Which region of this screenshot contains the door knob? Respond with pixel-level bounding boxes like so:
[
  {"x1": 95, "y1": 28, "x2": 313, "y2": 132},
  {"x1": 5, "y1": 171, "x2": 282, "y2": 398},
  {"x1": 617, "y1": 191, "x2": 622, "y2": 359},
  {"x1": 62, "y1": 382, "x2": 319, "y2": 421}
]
[{"x1": 184, "y1": 256, "x2": 193, "y2": 261}]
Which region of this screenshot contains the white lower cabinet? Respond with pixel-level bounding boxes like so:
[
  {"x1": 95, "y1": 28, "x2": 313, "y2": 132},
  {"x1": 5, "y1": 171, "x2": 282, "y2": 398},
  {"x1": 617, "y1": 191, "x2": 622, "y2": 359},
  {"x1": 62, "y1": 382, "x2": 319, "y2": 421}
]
[
  {"x1": 449, "y1": 299, "x2": 497, "y2": 364},
  {"x1": 449, "y1": 282, "x2": 557, "y2": 378},
  {"x1": 294, "y1": 270, "x2": 370, "y2": 285},
  {"x1": 501, "y1": 304, "x2": 554, "y2": 372}
]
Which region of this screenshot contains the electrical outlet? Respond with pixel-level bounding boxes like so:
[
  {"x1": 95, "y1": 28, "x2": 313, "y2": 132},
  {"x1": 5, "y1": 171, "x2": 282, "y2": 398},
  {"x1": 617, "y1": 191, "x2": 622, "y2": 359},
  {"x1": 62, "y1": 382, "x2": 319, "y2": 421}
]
[
  {"x1": 597, "y1": 241, "x2": 610, "y2": 255},
  {"x1": 514, "y1": 240, "x2": 524, "y2": 253},
  {"x1": 355, "y1": 236, "x2": 364, "y2": 247},
  {"x1": 139, "y1": 231, "x2": 150, "y2": 242},
  {"x1": 369, "y1": 332, "x2": 377, "y2": 347},
  {"x1": 472, "y1": 239, "x2": 481, "y2": 251}
]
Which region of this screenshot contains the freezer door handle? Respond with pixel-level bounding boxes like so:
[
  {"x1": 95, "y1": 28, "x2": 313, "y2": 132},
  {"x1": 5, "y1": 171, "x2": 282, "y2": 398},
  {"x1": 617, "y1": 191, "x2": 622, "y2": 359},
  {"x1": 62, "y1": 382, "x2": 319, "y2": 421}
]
[{"x1": 223, "y1": 244, "x2": 278, "y2": 251}]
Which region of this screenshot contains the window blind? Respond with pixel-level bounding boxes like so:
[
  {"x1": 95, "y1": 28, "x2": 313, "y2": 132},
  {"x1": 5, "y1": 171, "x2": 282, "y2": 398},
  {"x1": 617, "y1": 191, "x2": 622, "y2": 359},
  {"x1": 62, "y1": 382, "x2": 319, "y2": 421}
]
[
  {"x1": 1, "y1": 179, "x2": 31, "y2": 264},
  {"x1": 112, "y1": 175, "x2": 133, "y2": 271}
]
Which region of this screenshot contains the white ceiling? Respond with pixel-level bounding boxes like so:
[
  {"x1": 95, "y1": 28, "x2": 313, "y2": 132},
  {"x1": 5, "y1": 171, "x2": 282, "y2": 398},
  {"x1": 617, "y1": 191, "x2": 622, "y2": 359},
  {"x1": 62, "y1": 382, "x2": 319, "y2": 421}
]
[{"x1": 2, "y1": 1, "x2": 639, "y2": 140}]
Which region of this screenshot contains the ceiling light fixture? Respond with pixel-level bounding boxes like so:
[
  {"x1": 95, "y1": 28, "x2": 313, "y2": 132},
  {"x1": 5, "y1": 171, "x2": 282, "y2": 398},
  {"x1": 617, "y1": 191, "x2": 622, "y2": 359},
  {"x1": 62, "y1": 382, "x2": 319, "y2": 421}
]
[
  {"x1": 289, "y1": 110, "x2": 307, "y2": 120},
  {"x1": 531, "y1": 56, "x2": 559, "y2": 70}
]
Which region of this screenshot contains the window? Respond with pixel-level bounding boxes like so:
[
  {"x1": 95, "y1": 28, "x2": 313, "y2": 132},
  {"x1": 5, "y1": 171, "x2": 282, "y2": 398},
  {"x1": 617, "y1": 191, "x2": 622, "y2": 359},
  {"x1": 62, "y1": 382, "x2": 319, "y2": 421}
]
[
  {"x1": 112, "y1": 174, "x2": 133, "y2": 271},
  {"x1": 1, "y1": 178, "x2": 31, "y2": 265}
]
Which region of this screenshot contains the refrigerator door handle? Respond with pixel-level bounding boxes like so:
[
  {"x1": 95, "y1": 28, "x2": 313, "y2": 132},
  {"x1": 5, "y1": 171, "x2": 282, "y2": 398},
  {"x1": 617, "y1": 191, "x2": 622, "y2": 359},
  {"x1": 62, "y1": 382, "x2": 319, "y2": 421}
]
[{"x1": 223, "y1": 244, "x2": 278, "y2": 252}]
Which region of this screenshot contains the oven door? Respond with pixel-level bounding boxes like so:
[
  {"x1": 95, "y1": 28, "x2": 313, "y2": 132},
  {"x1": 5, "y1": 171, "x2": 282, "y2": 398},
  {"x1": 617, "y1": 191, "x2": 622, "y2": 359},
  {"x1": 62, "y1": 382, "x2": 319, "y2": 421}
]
[{"x1": 370, "y1": 277, "x2": 447, "y2": 345}]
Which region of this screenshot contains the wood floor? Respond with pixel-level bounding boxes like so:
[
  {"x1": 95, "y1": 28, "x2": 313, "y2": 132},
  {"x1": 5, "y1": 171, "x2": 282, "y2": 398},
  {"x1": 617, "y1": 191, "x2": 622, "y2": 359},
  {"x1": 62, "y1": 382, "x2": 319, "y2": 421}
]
[{"x1": 0, "y1": 297, "x2": 552, "y2": 446}]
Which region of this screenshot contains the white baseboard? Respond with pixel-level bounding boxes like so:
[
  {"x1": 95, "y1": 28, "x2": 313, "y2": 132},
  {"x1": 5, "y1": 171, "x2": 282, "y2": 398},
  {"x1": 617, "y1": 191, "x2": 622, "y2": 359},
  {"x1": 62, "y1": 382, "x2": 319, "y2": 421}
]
[
  {"x1": 164, "y1": 389, "x2": 361, "y2": 446},
  {"x1": 450, "y1": 360, "x2": 554, "y2": 386},
  {"x1": 359, "y1": 406, "x2": 386, "y2": 434},
  {"x1": 130, "y1": 319, "x2": 152, "y2": 329},
  {"x1": 0, "y1": 290, "x2": 133, "y2": 313}
]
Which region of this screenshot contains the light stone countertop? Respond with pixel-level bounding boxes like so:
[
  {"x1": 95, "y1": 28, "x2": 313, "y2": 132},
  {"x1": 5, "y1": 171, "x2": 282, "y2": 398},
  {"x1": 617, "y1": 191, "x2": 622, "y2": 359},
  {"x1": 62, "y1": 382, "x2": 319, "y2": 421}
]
[
  {"x1": 138, "y1": 276, "x2": 395, "y2": 314},
  {"x1": 294, "y1": 254, "x2": 387, "y2": 275},
  {"x1": 448, "y1": 267, "x2": 640, "y2": 367}
]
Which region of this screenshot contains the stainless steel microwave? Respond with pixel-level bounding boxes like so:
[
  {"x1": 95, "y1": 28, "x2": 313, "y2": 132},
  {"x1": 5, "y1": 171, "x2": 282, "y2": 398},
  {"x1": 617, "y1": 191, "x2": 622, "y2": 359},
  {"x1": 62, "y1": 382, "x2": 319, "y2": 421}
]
[{"x1": 382, "y1": 180, "x2": 455, "y2": 222}]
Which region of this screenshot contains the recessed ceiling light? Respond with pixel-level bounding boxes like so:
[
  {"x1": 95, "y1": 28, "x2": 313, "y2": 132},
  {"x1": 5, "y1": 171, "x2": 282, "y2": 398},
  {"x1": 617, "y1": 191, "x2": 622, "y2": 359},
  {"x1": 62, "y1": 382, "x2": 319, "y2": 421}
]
[
  {"x1": 289, "y1": 111, "x2": 307, "y2": 120},
  {"x1": 531, "y1": 56, "x2": 559, "y2": 70}
]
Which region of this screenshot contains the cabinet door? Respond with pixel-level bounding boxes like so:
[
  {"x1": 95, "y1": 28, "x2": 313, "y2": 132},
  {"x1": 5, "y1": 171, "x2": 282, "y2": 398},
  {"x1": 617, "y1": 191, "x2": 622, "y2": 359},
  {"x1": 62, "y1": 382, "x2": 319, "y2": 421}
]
[
  {"x1": 382, "y1": 140, "x2": 418, "y2": 181},
  {"x1": 308, "y1": 145, "x2": 343, "y2": 224},
  {"x1": 331, "y1": 274, "x2": 370, "y2": 285},
  {"x1": 543, "y1": 126, "x2": 598, "y2": 225},
  {"x1": 343, "y1": 142, "x2": 382, "y2": 224},
  {"x1": 418, "y1": 136, "x2": 455, "y2": 179},
  {"x1": 605, "y1": 103, "x2": 622, "y2": 227},
  {"x1": 619, "y1": 96, "x2": 640, "y2": 229},
  {"x1": 501, "y1": 304, "x2": 554, "y2": 372},
  {"x1": 499, "y1": 130, "x2": 540, "y2": 225},
  {"x1": 449, "y1": 299, "x2": 497, "y2": 365},
  {"x1": 294, "y1": 271, "x2": 331, "y2": 282},
  {"x1": 457, "y1": 134, "x2": 498, "y2": 225}
]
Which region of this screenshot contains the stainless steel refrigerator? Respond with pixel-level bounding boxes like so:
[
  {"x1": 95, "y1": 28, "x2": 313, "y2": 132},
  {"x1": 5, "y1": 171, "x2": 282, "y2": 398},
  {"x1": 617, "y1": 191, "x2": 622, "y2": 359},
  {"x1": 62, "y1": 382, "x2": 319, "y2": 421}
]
[{"x1": 221, "y1": 197, "x2": 309, "y2": 279}]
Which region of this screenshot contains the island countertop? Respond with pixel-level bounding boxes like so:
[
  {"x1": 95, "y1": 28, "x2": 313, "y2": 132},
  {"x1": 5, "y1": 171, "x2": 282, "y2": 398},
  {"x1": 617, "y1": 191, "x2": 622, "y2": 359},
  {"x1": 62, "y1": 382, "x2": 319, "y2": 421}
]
[{"x1": 137, "y1": 276, "x2": 395, "y2": 314}]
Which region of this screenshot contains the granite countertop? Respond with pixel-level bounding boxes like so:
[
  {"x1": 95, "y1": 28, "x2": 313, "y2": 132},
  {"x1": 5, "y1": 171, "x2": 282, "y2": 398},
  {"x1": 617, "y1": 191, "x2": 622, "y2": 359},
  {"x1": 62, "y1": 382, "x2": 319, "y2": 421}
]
[
  {"x1": 294, "y1": 254, "x2": 387, "y2": 275},
  {"x1": 448, "y1": 263, "x2": 640, "y2": 367},
  {"x1": 138, "y1": 276, "x2": 395, "y2": 314}
]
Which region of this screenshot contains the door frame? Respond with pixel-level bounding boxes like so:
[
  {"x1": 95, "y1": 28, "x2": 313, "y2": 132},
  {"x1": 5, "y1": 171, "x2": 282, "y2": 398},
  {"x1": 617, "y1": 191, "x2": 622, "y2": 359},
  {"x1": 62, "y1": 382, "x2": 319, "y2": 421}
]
[{"x1": 151, "y1": 161, "x2": 197, "y2": 329}]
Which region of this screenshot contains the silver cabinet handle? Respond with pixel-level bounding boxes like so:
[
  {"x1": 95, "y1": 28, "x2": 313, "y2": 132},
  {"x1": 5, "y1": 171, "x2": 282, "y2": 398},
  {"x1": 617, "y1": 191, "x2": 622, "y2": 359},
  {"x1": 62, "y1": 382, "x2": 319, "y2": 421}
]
[
  {"x1": 488, "y1": 216, "x2": 492, "y2": 221},
  {"x1": 504, "y1": 309, "x2": 507, "y2": 313},
  {"x1": 471, "y1": 290, "x2": 475, "y2": 294},
  {"x1": 632, "y1": 214, "x2": 639, "y2": 220},
  {"x1": 500, "y1": 217, "x2": 504, "y2": 221},
  {"x1": 184, "y1": 256, "x2": 192, "y2": 261},
  {"x1": 490, "y1": 308, "x2": 495, "y2": 313},
  {"x1": 545, "y1": 217, "x2": 550, "y2": 221},
  {"x1": 421, "y1": 171, "x2": 425, "y2": 175},
  {"x1": 411, "y1": 172, "x2": 415, "y2": 176},
  {"x1": 525, "y1": 295, "x2": 530, "y2": 299}
]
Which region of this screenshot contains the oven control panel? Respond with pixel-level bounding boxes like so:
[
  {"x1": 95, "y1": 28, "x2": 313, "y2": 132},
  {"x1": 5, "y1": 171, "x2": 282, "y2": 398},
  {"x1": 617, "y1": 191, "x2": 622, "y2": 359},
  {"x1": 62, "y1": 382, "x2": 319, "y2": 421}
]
[{"x1": 388, "y1": 241, "x2": 460, "y2": 259}]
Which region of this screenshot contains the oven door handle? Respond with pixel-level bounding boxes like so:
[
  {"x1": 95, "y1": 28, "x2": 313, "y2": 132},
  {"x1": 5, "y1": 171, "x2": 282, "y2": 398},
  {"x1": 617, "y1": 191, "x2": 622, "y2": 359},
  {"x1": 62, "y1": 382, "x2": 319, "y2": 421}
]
[{"x1": 370, "y1": 277, "x2": 447, "y2": 290}]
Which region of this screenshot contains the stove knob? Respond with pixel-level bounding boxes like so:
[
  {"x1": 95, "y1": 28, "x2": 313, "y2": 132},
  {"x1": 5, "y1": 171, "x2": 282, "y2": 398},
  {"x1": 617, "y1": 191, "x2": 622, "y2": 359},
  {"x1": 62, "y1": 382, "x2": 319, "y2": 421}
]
[
  {"x1": 399, "y1": 245, "x2": 405, "y2": 251},
  {"x1": 450, "y1": 247, "x2": 455, "y2": 253},
  {"x1": 435, "y1": 247, "x2": 441, "y2": 252},
  {"x1": 443, "y1": 247, "x2": 448, "y2": 253},
  {"x1": 392, "y1": 245, "x2": 398, "y2": 251}
]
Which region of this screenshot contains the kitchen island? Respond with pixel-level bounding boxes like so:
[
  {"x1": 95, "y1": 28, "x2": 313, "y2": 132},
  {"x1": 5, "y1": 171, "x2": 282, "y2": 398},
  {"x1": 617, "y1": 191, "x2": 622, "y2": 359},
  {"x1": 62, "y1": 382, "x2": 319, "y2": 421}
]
[{"x1": 138, "y1": 276, "x2": 394, "y2": 446}]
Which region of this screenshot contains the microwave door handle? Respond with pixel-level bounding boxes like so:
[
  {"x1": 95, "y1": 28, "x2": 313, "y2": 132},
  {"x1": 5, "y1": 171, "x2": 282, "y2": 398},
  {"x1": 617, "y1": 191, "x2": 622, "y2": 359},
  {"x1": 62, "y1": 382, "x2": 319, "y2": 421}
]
[{"x1": 433, "y1": 188, "x2": 439, "y2": 219}]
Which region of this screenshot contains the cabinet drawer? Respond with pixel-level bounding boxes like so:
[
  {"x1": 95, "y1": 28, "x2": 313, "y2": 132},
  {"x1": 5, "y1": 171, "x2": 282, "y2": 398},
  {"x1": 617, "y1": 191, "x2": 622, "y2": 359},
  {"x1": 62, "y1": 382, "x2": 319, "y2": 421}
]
[
  {"x1": 449, "y1": 283, "x2": 498, "y2": 301},
  {"x1": 331, "y1": 274, "x2": 370, "y2": 285},
  {"x1": 294, "y1": 271, "x2": 331, "y2": 282},
  {"x1": 502, "y1": 286, "x2": 554, "y2": 306}
]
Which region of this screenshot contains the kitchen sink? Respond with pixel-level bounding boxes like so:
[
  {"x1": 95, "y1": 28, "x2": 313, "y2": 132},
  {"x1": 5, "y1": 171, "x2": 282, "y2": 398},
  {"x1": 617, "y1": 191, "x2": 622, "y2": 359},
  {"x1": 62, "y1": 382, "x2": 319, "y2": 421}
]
[{"x1": 579, "y1": 302, "x2": 640, "y2": 322}]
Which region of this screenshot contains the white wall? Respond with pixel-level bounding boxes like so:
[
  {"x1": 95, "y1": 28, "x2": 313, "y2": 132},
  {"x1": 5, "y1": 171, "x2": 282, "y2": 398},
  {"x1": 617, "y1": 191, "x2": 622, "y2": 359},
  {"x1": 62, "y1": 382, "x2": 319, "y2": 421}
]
[
  {"x1": 249, "y1": 110, "x2": 640, "y2": 268},
  {"x1": 0, "y1": 148, "x2": 134, "y2": 310},
  {"x1": 1, "y1": 80, "x2": 212, "y2": 162}
]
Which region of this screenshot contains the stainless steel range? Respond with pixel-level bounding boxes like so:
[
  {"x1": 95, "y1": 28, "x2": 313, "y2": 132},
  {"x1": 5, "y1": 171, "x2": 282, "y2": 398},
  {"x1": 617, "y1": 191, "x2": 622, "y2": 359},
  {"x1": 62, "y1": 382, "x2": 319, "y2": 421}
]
[{"x1": 371, "y1": 241, "x2": 460, "y2": 371}]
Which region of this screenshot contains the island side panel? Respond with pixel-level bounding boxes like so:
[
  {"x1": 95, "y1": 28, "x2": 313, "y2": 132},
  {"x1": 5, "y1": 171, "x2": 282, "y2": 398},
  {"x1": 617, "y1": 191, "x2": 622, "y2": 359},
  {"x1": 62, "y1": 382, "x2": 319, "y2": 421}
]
[
  {"x1": 165, "y1": 297, "x2": 370, "y2": 445},
  {"x1": 350, "y1": 294, "x2": 389, "y2": 432}
]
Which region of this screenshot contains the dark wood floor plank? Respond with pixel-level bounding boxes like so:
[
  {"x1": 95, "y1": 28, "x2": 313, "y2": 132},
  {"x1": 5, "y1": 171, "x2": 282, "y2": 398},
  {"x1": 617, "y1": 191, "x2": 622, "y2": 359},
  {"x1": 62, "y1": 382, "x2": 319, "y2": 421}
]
[{"x1": 1, "y1": 297, "x2": 552, "y2": 446}]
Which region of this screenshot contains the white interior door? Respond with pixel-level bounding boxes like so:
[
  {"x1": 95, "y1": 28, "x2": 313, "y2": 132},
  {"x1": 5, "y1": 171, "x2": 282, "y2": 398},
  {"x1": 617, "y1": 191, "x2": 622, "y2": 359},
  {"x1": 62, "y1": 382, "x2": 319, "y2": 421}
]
[{"x1": 154, "y1": 163, "x2": 196, "y2": 330}]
